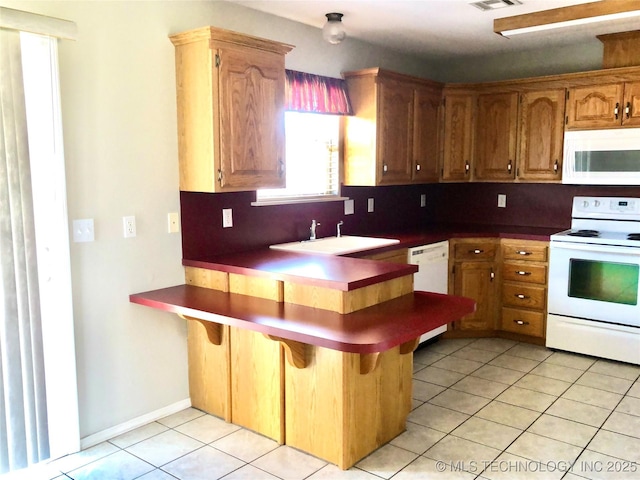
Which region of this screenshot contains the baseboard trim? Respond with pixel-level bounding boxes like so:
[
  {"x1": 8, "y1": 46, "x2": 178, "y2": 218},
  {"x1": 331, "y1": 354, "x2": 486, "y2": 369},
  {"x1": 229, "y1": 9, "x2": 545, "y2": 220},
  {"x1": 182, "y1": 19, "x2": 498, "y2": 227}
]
[{"x1": 80, "y1": 398, "x2": 192, "y2": 450}]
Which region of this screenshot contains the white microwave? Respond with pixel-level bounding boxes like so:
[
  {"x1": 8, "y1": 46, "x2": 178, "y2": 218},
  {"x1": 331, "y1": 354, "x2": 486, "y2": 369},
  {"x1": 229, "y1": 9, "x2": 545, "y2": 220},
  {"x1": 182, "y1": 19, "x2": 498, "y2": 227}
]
[{"x1": 563, "y1": 128, "x2": 640, "y2": 185}]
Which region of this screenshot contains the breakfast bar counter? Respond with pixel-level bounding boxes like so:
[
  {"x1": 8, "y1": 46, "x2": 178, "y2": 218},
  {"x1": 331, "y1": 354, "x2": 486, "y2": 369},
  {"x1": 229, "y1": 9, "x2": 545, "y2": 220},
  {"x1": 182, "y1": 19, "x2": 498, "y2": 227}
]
[{"x1": 130, "y1": 248, "x2": 475, "y2": 469}]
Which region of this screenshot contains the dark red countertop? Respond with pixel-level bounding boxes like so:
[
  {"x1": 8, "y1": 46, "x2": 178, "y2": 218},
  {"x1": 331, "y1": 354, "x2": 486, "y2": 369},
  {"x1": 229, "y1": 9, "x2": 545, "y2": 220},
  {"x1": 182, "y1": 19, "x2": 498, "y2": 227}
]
[
  {"x1": 183, "y1": 249, "x2": 418, "y2": 291},
  {"x1": 182, "y1": 224, "x2": 559, "y2": 290},
  {"x1": 130, "y1": 285, "x2": 476, "y2": 353}
]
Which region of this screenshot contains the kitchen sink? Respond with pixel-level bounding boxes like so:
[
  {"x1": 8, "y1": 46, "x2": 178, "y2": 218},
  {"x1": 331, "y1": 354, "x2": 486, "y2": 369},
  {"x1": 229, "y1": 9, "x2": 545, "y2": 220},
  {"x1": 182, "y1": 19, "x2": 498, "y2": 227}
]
[{"x1": 269, "y1": 236, "x2": 400, "y2": 255}]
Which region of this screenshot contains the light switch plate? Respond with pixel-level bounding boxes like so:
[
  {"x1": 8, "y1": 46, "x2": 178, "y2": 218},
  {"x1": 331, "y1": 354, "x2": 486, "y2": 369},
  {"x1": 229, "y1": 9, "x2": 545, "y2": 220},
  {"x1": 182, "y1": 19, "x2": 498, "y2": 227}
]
[
  {"x1": 344, "y1": 199, "x2": 354, "y2": 215},
  {"x1": 222, "y1": 208, "x2": 233, "y2": 228},
  {"x1": 498, "y1": 194, "x2": 507, "y2": 208},
  {"x1": 168, "y1": 212, "x2": 180, "y2": 233},
  {"x1": 73, "y1": 218, "x2": 94, "y2": 242}
]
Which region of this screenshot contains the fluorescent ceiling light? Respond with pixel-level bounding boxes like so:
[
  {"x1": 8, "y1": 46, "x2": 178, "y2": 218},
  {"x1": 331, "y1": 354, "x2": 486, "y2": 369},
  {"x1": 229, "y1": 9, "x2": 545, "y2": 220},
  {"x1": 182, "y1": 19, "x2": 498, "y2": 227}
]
[{"x1": 494, "y1": 0, "x2": 640, "y2": 37}]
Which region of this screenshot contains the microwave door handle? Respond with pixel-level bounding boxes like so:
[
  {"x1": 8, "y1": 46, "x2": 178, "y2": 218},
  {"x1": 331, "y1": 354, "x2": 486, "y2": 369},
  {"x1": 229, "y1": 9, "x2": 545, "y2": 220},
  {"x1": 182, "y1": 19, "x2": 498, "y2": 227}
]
[{"x1": 552, "y1": 242, "x2": 640, "y2": 256}]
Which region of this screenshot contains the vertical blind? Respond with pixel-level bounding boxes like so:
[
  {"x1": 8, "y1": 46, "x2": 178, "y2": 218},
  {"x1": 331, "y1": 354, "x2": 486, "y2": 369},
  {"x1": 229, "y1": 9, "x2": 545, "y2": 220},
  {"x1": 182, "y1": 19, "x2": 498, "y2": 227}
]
[{"x1": 285, "y1": 70, "x2": 352, "y2": 115}]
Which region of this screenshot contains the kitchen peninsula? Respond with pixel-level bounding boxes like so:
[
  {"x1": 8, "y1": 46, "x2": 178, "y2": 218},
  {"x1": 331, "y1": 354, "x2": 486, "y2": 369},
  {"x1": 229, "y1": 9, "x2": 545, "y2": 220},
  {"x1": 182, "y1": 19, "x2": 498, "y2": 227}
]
[{"x1": 130, "y1": 248, "x2": 475, "y2": 469}]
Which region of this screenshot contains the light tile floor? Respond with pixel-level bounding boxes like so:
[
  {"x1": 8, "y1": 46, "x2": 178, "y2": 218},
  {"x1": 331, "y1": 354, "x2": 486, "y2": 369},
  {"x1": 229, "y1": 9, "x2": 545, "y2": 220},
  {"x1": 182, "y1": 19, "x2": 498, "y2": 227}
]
[{"x1": 17, "y1": 337, "x2": 640, "y2": 479}]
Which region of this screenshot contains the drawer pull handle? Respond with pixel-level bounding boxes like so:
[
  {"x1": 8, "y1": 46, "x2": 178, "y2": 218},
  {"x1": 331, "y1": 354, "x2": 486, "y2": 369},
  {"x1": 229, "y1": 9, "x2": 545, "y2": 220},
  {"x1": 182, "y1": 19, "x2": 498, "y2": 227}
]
[
  {"x1": 516, "y1": 251, "x2": 532, "y2": 256},
  {"x1": 513, "y1": 319, "x2": 530, "y2": 326},
  {"x1": 515, "y1": 294, "x2": 528, "y2": 299},
  {"x1": 469, "y1": 249, "x2": 484, "y2": 254},
  {"x1": 516, "y1": 271, "x2": 531, "y2": 276},
  {"x1": 615, "y1": 102, "x2": 620, "y2": 120}
]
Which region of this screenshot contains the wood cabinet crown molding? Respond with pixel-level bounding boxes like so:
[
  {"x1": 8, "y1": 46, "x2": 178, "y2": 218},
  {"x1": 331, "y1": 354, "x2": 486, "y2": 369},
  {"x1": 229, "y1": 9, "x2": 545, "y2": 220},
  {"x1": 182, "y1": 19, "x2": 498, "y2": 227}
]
[{"x1": 169, "y1": 25, "x2": 293, "y2": 54}]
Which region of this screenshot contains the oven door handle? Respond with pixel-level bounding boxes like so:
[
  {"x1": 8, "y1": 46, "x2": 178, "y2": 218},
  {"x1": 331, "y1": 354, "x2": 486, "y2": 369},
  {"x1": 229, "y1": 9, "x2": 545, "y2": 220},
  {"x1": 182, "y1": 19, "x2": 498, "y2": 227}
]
[{"x1": 551, "y1": 242, "x2": 640, "y2": 257}]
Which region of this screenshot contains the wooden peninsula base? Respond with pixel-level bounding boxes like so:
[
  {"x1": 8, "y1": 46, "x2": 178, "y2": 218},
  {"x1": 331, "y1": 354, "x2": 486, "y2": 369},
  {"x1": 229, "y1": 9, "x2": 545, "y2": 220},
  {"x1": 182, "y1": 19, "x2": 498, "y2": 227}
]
[{"x1": 131, "y1": 283, "x2": 475, "y2": 469}]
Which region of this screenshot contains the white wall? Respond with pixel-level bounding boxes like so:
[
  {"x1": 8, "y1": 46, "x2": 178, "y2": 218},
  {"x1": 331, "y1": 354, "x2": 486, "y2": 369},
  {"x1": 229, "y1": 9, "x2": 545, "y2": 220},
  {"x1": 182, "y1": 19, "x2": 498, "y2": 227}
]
[{"x1": 0, "y1": 0, "x2": 440, "y2": 442}]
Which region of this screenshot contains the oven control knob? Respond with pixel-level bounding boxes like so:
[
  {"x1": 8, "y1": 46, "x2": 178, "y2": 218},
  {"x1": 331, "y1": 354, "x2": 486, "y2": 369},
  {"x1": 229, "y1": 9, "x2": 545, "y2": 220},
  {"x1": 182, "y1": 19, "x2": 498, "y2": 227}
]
[
  {"x1": 582, "y1": 200, "x2": 589, "y2": 208},
  {"x1": 594, "y1": 200, "x2": 601, "y2": 207}
]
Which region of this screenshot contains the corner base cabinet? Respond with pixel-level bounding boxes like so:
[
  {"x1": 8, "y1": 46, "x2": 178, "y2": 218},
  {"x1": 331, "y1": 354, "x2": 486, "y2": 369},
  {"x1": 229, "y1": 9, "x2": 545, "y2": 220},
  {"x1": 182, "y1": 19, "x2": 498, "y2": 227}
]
[{"x1": 170, "y1": 27, "x2": 293, "y2": 192}]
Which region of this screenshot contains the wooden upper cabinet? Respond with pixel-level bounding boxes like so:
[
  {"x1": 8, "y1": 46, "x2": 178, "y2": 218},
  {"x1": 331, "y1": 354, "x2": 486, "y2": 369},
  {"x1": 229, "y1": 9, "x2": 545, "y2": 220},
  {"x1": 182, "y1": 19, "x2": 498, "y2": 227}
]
[
  {"x1": 412, "y1": 86, "x2": 442, "y2": 183},
  {"x1": 441, "y1": 93, "x2": 474, "y2": 182},
  {"x1": 474, "y1": 92, "x2": 518, "y2": 181},
  {"x1": 343, "y1": 69, "x2": 443, "y2": 186},
  {"x1": 517, "y1": 89, "x2": 565, "y2": 181},
  {"x1": 566, "y1": 81, "x2": 640, "y2": 129},
  {"x1": 376, "y1": 79, "x2": 414, "y2": 185},
  {"x1": 624, "y1": 82, "x2": 640, "y2": 126},
  {"x1": 170, "y1": 27, "x2": 293, "y2": 192}
]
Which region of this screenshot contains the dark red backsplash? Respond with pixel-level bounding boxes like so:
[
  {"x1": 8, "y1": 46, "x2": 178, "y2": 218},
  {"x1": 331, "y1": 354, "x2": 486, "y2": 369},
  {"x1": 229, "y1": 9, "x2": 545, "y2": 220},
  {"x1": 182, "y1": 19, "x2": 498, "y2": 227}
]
[{"x1": 181, "y1": 183, "x2": 640, "y2": 260}]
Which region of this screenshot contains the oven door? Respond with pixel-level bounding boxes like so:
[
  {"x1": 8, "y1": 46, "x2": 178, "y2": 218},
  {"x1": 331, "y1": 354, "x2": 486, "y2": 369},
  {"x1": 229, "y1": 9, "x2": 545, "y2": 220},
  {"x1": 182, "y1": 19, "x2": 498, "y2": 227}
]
[{"x1": 548, "y1": 242, "x2": 640, "y2": 327}]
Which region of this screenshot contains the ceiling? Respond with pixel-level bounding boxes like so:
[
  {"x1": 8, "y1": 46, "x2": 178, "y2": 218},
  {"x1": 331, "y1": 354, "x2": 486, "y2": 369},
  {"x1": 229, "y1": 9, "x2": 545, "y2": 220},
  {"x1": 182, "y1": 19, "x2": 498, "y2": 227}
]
[{"x1": 225, "y1": 0, "x2": 640, "y2": 61}]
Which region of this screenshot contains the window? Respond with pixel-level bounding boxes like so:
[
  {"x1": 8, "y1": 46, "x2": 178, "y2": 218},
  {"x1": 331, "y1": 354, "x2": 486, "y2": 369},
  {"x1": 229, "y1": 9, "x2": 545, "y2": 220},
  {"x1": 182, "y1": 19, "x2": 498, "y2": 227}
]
[
  {"x1": 256, "y1": 111, "x2": 341, "y2": 203},
  {"x1": 255, "y1": 70, "x2": 351, "y2": 205}
]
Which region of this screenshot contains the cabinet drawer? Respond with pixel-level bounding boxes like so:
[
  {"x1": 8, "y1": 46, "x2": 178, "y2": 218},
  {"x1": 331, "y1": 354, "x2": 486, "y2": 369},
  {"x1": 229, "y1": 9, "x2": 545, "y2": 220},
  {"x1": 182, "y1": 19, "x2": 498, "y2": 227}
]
[
  {"x1": 454, "y1": 242, "x2": 497, "y2": 261},
  {"x1": 502, "y1": 262, "x2": 547, "y2": 284},
  {"x1": 502, "y1": 243, "x2": 548, "y2": 262},
  {"x1": 501, "y1": 307, "x2": 544, "y2": 337},
  {"x1": 502, "y1": 283, "x2": 546, "y2": 310}
]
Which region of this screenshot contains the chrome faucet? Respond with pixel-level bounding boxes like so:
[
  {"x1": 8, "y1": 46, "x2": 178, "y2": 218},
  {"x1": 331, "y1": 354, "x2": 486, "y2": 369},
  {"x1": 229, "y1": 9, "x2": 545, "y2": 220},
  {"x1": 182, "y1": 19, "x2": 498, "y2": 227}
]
[
  {"x1": 337, "y1": 221, "x2": 344, "y2": 238},
  {"x1": 310, "y1": 219, "x2": 320, "y2": 240}
]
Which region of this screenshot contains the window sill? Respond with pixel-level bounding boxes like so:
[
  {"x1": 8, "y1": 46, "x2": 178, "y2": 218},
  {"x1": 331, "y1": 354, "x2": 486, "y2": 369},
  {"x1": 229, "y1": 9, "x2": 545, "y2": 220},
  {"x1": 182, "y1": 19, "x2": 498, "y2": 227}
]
[{"x1": 252, "y1": 195, "x2": 349, "y2": 207}]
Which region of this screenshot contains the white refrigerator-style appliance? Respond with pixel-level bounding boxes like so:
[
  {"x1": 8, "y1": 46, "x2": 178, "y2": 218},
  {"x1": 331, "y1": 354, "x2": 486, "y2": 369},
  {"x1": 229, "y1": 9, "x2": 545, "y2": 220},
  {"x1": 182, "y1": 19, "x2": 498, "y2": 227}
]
[{"x1": 408, "y1": 240, "x2": 449, "y2": 344}]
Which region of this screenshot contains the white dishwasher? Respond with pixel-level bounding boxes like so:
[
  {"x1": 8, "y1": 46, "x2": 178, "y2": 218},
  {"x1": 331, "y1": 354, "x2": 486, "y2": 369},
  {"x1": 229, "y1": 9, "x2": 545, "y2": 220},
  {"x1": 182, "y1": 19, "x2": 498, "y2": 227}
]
[{"x1": 407, "y1": 240, "x2": 449, "y2": 344}]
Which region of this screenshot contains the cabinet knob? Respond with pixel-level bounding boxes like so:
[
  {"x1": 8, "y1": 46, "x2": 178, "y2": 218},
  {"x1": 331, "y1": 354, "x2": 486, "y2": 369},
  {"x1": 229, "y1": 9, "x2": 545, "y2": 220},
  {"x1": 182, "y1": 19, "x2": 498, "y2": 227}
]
[
  {"x1": 516, "y1": 250, "x2": 532, "y2": 256},
  {"x1": 507, "y1": 160, "x2": 513, "y2": 173},
  {"x1": 278, "y1": 159, "x2": 284, "y2": 177},
  {"x1": 513, "y1": 319, "x2": 530, "y2": 326},
  {"x1": 626, "y1": 101, "x2": 631, "y2": 119},
  {"x1": 553, "y1": 160, "x2": 559, "y2": 173},
  {"x1": 416, "y1": 164, "x2": 421, "y2": 171},
  {"x1": 465, "y1": 161, "x2": 470, "y2": 174},
  {"x1": 383, "y1": 164, "x2": 388, "y2": 173},
  {"x1": 515, "y1": 270, "x2": 531, "y2": 276},
  {"x1": 469, "y1": 249, "x2": 484, "y2": 254},
  {"x1": 615, "y1": 102, "x2": 620, "y2": 120},
  {"x1": 515, "y1": 294, "x2": 529, "y2": 299},
  {"x1": 217, "y1": 168, "x2": 223, "y2": 185}
]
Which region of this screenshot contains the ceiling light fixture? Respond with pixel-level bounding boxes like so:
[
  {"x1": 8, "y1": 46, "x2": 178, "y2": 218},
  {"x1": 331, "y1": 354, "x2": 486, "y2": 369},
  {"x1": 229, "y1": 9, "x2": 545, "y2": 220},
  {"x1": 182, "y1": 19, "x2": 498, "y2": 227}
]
[
  {"x1": 494, "y1": 0, "x2": 640, "y2": 37},
  {"x1": 323, "y1": 12, "x2": 346, "y2": 44}
]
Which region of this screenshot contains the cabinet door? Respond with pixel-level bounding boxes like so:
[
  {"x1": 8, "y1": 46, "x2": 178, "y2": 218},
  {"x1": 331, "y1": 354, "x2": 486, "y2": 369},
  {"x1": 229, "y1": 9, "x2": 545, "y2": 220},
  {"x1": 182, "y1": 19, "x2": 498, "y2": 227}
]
[
  {"x1": 517, "y1": 89, "x2": 565, "y2": 181},
  {"x1": 377, "y1": 80, "x2": 414, "y2": 185},
  {"x1": 475, "y1": 92, "x2": 518, "y2": 181},
  {"x1": 442, "y1": 94, "x2": 474, "y2": 181},
  {"x1": 452, "y1": 261, "x2": 496, "y2": 331},
  {"x1": 217, "y1": 47, "x2": 286, "y2": 190},
  {"x1": 566, "y1": 84, "x2": 623, "y2": 129},
  {"x1": 623, "y1": 81, "x2": 640, "y2": 126},
  {"x1": 412, "y1": 86, "x2": 441, "y2": 183}
]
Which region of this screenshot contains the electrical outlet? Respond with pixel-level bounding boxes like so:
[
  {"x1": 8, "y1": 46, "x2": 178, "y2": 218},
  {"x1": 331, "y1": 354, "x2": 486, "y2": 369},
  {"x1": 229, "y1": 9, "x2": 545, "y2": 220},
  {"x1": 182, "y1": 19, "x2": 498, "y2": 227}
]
[
  {"x1": 367, "y1": 198, "x2": 374, "y2": 213},
  {"x1": 420, "y1": 194, "x2": 427, "y2": 207},
  {"x1": 123, "y1": 216, "x2": 136, "y2": 238},
  {"x1": 73, "y1": 218, "x2": 94, "y2": 242},
  {"x1": 498, "y1": 194, "x2": 507, "y2": 208},
  {"x1": 168, "y1": 212, "x2": 180, "y2": 233},
  {"x1": 222, "y1": 208, "x2": 233, "y2": 228}
]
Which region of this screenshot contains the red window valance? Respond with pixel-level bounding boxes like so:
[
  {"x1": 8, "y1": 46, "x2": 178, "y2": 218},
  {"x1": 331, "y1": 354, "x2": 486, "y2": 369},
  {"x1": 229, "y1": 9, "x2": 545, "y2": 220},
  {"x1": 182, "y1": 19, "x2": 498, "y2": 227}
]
[{"x1": 285, "y1": 70, "x2": 353, "y2": 115}]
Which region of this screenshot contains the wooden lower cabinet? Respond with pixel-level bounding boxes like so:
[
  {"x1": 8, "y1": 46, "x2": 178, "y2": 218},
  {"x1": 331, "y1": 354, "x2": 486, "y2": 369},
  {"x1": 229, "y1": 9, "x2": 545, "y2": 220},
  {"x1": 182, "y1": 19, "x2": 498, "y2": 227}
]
[
  {"x1": 447, "y1": 238, "x2": 549, "y2": 344},
  {"x1": 448, "y1": 239, "x2": 499, "y2": 334},
  {"x1": 499, "y1": 239, "x2": 548, "y2": 343}
]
